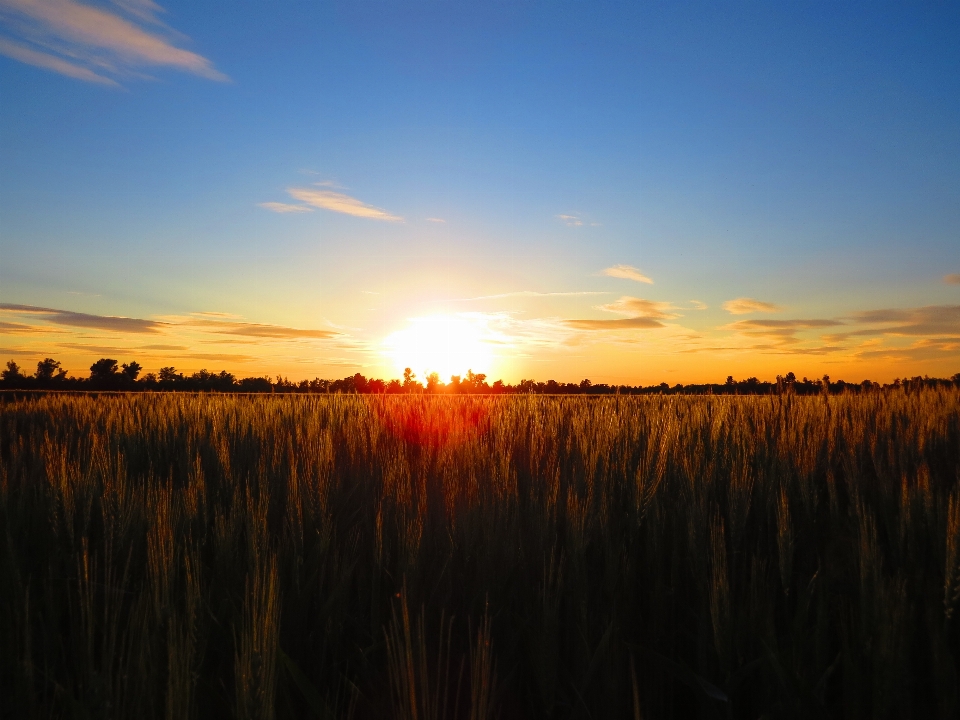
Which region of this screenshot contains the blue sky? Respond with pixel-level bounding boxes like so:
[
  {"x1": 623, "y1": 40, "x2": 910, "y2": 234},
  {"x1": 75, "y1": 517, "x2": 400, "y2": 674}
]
[{"x1": 1, "y1": 0, "x2": 959, "y2": 383}]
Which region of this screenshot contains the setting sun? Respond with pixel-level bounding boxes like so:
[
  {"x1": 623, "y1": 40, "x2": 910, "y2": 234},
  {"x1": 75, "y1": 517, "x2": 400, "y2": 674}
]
[{"x1": 384, "y1": 315, "x2": 493, "y2": 381}]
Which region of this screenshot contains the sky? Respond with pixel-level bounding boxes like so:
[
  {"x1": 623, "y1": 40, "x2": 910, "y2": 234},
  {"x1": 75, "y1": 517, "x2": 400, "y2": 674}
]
[{"x1": 1, "y1": 0, "x2": 959, "y2": 385}]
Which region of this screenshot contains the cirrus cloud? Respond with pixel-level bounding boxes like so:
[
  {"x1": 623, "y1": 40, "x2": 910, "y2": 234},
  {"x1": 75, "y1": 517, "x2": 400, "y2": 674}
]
[
  {"x1": 598, "y1": 296, "x2": 680, "y2": 320},
  {"x1": 0, "y1": 302, "x2": 168, "y2": 333},
  {"x1": 0, "y1": 0, "x2": 227, "y2": 85},
  {"x1": 286, "y1": 187, "x2": 403, "y2": 222},
  {"x1": 257, "y1": 202, "x2": 313, "y2": 214},
  {"x1": 601, "y1": 265, "x2": 653, "y2": 284},
  {"x1": 722, "y1": 297, "x2": 783, "y2": 315}
]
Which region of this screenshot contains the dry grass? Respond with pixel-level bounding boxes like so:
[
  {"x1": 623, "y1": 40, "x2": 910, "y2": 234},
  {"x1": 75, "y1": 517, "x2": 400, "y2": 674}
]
[{"x1": 1, "y1": 390, "x2": 959, "y2": 718}]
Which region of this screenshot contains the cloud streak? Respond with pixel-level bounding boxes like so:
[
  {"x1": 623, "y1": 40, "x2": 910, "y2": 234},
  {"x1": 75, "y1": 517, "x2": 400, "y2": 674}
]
[
  {"x1": 944, "y1": 274, "x2": 960, "y2": 285},
  {"x1": 0, "y1": 0, "x2": 227, "y2": 84},
  {"x1": 258, "y1": 202, "x2": 313, "y2": 214},
  {"x1": 563, "y1": 296, "x2": 677, "y2": 332},
  {"x1": 456, "y1": 290, "x2": 610, "y2": 301},
  {"x1": 723, "y1": 298, "x2": 782, "y2": 315},
  {"x1": 598, "y1": 296, "x2": 680, "y2": 320},
  {"x1": 286, "y1": 187, "x2": 403, "y2": 222},
  {"x1": 565, "y1": 317, "x2": 666, "y2": 330},
  {"x1": 601, "y1": 265, "x2": 653, "y2": 284},
  {"x1": 189, "y1": 318, "x2": 342, "y2": 340},
  {"x1": 0, "y1": 302, "x2": 168, "y2": 333}
]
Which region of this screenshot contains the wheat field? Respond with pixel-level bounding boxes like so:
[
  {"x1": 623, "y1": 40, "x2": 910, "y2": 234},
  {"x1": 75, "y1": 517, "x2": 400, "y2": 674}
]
[{"x1": 2, "y1": 390, "x2": 959, "y2": 718}]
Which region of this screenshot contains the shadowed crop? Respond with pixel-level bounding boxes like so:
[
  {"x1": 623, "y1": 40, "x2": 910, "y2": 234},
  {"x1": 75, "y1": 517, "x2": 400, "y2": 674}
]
[{"x1": 1, "y1": 391, "x2": 959, "y2": 718}]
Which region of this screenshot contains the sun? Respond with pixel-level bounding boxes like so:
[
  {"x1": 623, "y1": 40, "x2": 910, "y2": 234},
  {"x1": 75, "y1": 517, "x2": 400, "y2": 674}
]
[{"x1": 384, "y1": 315, "x2": 493, "y2": 381}]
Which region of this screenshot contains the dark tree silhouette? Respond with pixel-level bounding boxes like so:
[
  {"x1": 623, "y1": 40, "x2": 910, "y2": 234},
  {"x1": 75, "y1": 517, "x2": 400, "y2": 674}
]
[
  {"x1": 2, "y1": 361, "x2": 23, "y2": 381},
  {"x1": 121, "y1": 361, "x2": 142, "y2": 382},
  {"x1": 0, "y1": 360, "x2": 24, "y2": 385},
  {"x1": 89, "y1": 358, "x2": 119, "y2": 382},
  {"x1": 35, "y1": 358, "x2": 64, "y2": 381}
]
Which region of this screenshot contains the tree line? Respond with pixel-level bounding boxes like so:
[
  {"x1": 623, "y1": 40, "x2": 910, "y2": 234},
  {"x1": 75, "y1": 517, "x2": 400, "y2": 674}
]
[{"x1": 2, "y1": 357, "x2": 959, "y2": 395}]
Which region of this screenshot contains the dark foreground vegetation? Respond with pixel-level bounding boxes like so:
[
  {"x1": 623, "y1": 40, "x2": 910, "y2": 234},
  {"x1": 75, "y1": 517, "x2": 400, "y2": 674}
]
[
  {"x1": 4, "y1": 357, "x2": 960, "y2": 395},
  {"x1": 2, "y1": 391, "x2": 960, "y2": 718}
]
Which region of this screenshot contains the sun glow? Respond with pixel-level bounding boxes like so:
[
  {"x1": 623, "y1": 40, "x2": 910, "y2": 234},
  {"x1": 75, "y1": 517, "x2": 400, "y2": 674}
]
[{"x1": 384, "y1": 315, "x2": 493, "y2": 381}]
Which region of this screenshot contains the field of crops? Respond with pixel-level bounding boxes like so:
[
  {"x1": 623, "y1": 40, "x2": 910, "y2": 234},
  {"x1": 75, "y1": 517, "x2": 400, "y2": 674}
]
[{"x1": 2, "y1": 390, "x2": 959, "y2": 719}]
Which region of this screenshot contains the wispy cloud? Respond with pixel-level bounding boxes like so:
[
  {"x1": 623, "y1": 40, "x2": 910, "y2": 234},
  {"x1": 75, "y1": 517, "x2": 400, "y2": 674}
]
[
  {"x1": 1, "y1": 302, "x2": 345, "y2": 341},
  {"x1": 565, "y1": 317, "x2": 666, "y2": 330},
  {"x1": 558, "y1": 214, "x2": 583, "y2": 227},
  {"x1": 425, "y1": 217, "x2": 445, "y2": 223},
  {"x1": 689, "y1": 300, "x2": 708, "y2": 310},
  {"x1": 456, "y1": 290, "x2": 610, "y2": 302},
  {"x1": 286, "y1": 187, "x2": 403, "y2": 222},
  {"x1": 0, "y1": 302, "x2": 168, "y2": 333},
  {"x1": 945, "y1": 274, "x2": 960, "y2": 285},
  {"x1": 258, "y1": 202, "x2": 313, "y2": 214},
  {"x1": 725, "y1": 318, "x2": 844, "y2": 346},
  {"x1": 0, "y1": 37, "x2": 117, "y2": 84},
  {"x1": 599, "y1": 296, "x2": 680, "y2": 320},
  {"x1": 0, "y1": 0, "x2": 227, "y2": 85},
  {"x1": 562, "y1": 296, "x2": 677, "y2": 332},
  {"x1": 845, "y1": 305, "x2": 960, "y2": 338},
  {"x1": 722, "y1": 297, "x2": 782, "y2": 315},
  {"x1": 0, "y1": 320, "x2": 54, "y2": 334},
  {"x1": 726, "y1": 318, "x2": 843, "y2": 333},
  {"x1": 601, "y1": 265, "x2": 653, "y2": 284},
  {"x1": 190, "y1": 318, "x2": 341, "y2": 340}
]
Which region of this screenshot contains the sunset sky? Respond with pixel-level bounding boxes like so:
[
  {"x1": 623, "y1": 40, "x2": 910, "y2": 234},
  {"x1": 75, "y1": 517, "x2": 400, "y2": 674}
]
[{"x1": 2, "y1": 1, "x2": 959, "y2": 384}]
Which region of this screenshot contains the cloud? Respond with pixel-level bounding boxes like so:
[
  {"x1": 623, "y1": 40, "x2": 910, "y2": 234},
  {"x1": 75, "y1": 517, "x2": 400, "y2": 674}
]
[
  {"x1": 722, "y1": 298, "x2": 783, "y2": 315},
  {"x1": 724, "y1": 318, "x2": 845, "y2": 347},
  {"x1": 558, "y1": 214, "x2": 583, "y2": 227},
  {"x1": 286, "y1": 187, "x2": 402, "y2": 222},
  {"x1": 565, "y1": 317, "x2": 666, "y2": 330},
  {"x1": 0, "y1": 0, "x2": 227, "y2": 84},
  {"x1": 0, "y1": 320, "x2": 53, "y2": 334},
  {"x1": 689, "y1": 300, "x2": 708, "y2": 310},
  {"x1": 258, "y1": 202, "x2": 312, "y2": 214},
  {"x1": 184, "y1": 316, "x2": 342, "y2": 340},
  {"x1": 0, "y1": 302, "x2": 168, "y2": 333},
  {"x1": 183, "y1": 353, "x2": 256, "y2": 363},
  {"x1": 726, "y1": 318, "x2": 843, "y2": 333},
  {"x1": 599, "y1": 296, "x2": 680, "y2": 320},
  {"x1": 0, "y1": 37, "x2": 118, "y2": 84},
  {"x1": 561, "y1": 296, "x2": 678, "y2": 332},
  {"x1": 847, "y1": 305, "x2": 960, "y2": 337},
  {"x1": 457, "y1": 290, "x2": 610, "y2": 301},
  {"x1": 1, "y1": 303, "x2": 343, "y2": 341},
  {"x1": 425, "y1": 217, "x2": 445, "y2": 223},
  {"x1": 189, "y1": 311, "x2": 243, "y2": 319},
  {"x1": 944, "y1": 274, "x2": 960, "y2": 285},
  {"x1": 601, "y1": 265, "x2": 653, "y2": 284}
]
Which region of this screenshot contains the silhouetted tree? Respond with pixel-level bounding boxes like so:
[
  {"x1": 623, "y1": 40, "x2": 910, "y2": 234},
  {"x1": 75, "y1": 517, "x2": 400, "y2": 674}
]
[
  {"x1": 35, "y1": 358, "x2": 65, "y2": 381},
  {"x1": 239, "y1": 376, "x2": 271, "y2": 392},
  {"x1": 89, "y1": 358, "x2": 119, "y2": 382},
  {"x1": 2, "y1": 361, "x2": 23, "y2": 382},
  {"x1": 402, "y1": 368, "x2": 421, "y2": 392},
  {"x1": 158, "y1": 366, "x2": 179, "y2": 383},
  {"x1": 121, "y1": 361, "x2": 142, "y2": 382}
]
